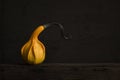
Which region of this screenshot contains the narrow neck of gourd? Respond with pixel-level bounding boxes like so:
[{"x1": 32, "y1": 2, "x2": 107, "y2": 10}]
[{"x1": 30, "y1": 25, "x2": 45, "y2": 40}]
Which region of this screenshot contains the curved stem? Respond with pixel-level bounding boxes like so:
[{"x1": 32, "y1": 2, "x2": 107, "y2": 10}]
[{"x1": 43, "y1": 22, "x2": 72, "y2": 40}]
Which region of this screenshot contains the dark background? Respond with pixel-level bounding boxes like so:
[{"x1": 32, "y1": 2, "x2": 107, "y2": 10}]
[{"x1": 0, "y1": 0, "x2": 120, "y2": 64}]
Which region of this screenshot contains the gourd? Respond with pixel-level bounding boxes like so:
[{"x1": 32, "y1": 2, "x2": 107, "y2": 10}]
[{"x1": 21, "y1": 22, "x2": 71, "y2": 64}]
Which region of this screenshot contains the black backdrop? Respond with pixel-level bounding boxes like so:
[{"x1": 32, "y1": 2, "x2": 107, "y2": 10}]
[{"x1": 0, "y1": 0, "x2": 120, "y2": 64}]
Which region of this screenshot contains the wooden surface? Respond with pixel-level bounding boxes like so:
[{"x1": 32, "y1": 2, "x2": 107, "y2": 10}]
[{"x1": 0, "y1": 63, "x2": 120, "y2": 80}]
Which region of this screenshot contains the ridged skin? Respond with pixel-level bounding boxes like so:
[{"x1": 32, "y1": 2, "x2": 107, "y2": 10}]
[{"x1": 21, "y1": 26, "x2": 45, "y2": 64}]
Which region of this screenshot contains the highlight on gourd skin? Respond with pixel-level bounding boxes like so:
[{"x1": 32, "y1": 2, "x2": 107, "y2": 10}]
[{"x1": 21, "y1": 22, "x2": 71, "y2": 64}]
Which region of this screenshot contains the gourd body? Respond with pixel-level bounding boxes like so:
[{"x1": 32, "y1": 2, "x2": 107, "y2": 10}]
[{"x1": 21, "y1": 26, "x2": 45, "y2": 64}]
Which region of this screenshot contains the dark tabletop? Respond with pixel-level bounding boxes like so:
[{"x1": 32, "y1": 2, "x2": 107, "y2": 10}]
[{"x1": 0, "y1": 63, "x2": 120, "y2": 80}]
